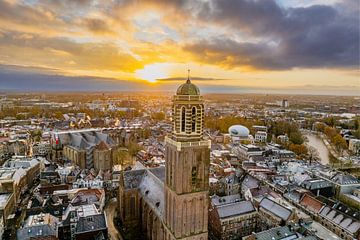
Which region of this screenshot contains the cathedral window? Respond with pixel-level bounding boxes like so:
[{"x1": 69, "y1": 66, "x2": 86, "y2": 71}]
[
  {"x1": 191, "y1": 166, "x2": 197, "y2": 185},
  {"x1": 130, "y1": 196, "x2": 135, "y2": 216},
  {"x1": 181, "y1": 107, "x2": 186, "y2": 132},
  {"x1": 191, "y1": 107, "x2": 196, "y2": 132}
]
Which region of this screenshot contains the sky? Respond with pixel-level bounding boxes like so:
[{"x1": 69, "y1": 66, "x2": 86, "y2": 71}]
[{"x1": 0, "y1": 0, "x2": 359, "y2": 95}]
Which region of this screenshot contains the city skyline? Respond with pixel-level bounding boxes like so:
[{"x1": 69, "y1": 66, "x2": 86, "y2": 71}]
[{"x1": 0, "y1": 0, "x2": 359, "y2": 95}]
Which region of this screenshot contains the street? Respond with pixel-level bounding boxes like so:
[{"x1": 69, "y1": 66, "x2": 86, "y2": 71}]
[{"x1": 105, "y1": 198, "x2": 123, "y2": 240}]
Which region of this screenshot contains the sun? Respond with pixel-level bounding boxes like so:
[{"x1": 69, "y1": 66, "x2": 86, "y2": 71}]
[{"x1": 135, "y1": 63, "x2": 169, "y2": 83}]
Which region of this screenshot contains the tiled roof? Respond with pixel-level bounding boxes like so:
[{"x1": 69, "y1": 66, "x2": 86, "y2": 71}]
[{"x1": 299, "y1": 194, "x2": 324, "y2": 213}]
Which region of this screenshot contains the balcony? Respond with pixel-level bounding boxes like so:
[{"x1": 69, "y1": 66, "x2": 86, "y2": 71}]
[
  {"x1": 173, "y1": 95, "x2": 203, "y2": 102},
  {"x1": 165, "y1": 136, "x2": 211, "y2": 151}
]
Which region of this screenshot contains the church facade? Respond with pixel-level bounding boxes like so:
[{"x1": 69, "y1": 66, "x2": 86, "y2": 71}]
[{"x1": 119, "y1": 77, "x2": 210, "y2": 240}]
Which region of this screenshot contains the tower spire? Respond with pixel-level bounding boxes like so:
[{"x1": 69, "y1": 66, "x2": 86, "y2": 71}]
[{"x1": 187, "y1": 69, "x2": 191, "y2": 83}]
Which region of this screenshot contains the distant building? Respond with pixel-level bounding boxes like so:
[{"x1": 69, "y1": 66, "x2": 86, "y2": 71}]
[
  {"x1": 276, "y1": 99, "x2": 289, "y2": 108},
  {"x1": 252, "y1": 125, "x2": 267, "y2": 133},
  {"x1": 209, "y1": 194, "x2": 258, "y2": 240},
  {"x1": 241, "y1": 175, "x2": 260, "y2": 197},
  {"x1": 40, "y1": 164, "x2": 61, "y2": 184},
  {"x1": 235, "y1": 144, "x2": 263, "y2": 161},
  {"x1": 0, "y1": 168, "x2": 27, "y2": 204},
  {"x1": 220, "y1": 172, "x2": 242, "y2": 196},
  {"x1": 229, "y1": 125, "x2": 250, "y2": 143},
  {"x1": 7, "y1": 140, "x2": 27, "y2": 156},
  {"x1": 54, "y1": 130, "x2": 116, "y2": 171},
  {"x1": 32, "y1": 142, "x2": 51, "y2": 157},
  {"x1": 329, "y1": 173, "x2": 360, "y2": 195},
  {"x1": 0, "y1": 143, "x2": 8, "y2": 160},
  {"x1": 3, "y1": 157, "x2": 41, "y2": 193},
  {"x1": 277, "y1": 134, "x2": 289, "y2": 143},
  {"x1": 349, "y1": 139, "x2": 360, "y2": 155},
  {"x1": 255, "y1": 131, "x2": 267, "y2": 143}
]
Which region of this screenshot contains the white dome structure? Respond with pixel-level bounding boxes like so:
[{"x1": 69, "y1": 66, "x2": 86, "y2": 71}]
[{"x1": 228, "y1": 125, "x2": 250, "y2": 140}]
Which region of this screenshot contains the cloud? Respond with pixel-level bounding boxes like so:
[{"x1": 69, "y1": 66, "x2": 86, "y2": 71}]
[
  {"x1": 0, "y1": 31, "x2": 142, "y2": 72},
  {"x1": 182, "y1": 0, "x2": 360, "y2": 70},
  {"x1": 82, "y1": 18, "x2": 115, "y2": 35},
  {"x1": 0, "y1": 0, "x2": 358, "y2": 88},
  {"x1": 0, "y1": 0, "x2": 66, "y2": 35}
]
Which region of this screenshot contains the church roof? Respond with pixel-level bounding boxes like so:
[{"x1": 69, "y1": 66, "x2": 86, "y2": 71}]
[
  {"x1": 121, "y1": 166, "x2": 165, "y2": 219},
  {"x1": 122, "y1": 169, "x2": 146, "y2": 189},
  {"x1": 139, "y1": 167, "x2": 165, "y2": 218},
  {"x1": 149, "y1": 167, "x2": 165, "y2": 182},
  {"x1": 176, "y1": 79, "x2": 200, "y2": 95}
]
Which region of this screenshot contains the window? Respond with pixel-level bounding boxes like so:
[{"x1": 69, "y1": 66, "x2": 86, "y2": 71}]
[
  {"x1": 181, "y1": 107, "x2": 186, "y2": 132},
  {"x1": 191, "y1": 166, "x2": 197, "y2": 185},
  {"x1": 191, "y1": 107, "x2": 196, "y2": 132},
  {"x1": 130, "y1": 196, "x2": 135, "y2": 216}
]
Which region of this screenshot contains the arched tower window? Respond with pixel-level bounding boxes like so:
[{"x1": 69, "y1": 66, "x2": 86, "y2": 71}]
[
  {"x1": 191, "y1": 107, "x2": 196, "y2": 132},
  {"x1": 181, "y1": 107, "x2": 186, "y2": 132}
]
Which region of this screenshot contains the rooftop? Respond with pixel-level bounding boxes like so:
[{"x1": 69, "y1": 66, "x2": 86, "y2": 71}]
[
  {"x1": 0, "y1": 193, "x2": 12, "y2": 209},
  {"x1": 299, "y1": 194, "x2": 324, "y2": 213},
  {"x1": 259, "y1": 197, "x2": 293, "y2": 221},
  {"x1": 252, "y1": 226, "x2": 302, "y2": 240},
  {"x1": 176, "y1": 78, "x2": 200, "y2": 96},
  {"x1": 215, "y1": 200, "x2": 256, "y2": 219}
]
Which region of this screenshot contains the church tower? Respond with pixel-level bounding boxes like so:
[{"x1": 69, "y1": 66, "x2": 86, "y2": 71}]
[{"x1": 164, "y1": 73, "x2": 210, "y2": 240}]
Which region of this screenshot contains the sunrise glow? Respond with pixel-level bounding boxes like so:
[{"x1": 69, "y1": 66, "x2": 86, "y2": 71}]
[{"x1": 135, "y1": 64, "x2": 169, "y2": 83}]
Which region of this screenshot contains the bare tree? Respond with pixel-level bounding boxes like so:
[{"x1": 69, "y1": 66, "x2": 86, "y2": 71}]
[{"x1": 307, "y1": 146, "x2": 320, "y2": 165}]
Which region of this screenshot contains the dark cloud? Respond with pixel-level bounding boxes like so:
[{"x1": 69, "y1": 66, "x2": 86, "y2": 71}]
[
  {"x1": 0, "y1": 64, "x2": 145, "y2": 92},
  {"x1": 83, "y1": 18, "x2": 114, "y2": 35},
  {"x1": 184, "y1": 0, "x2": 360, "y2": 70}
]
